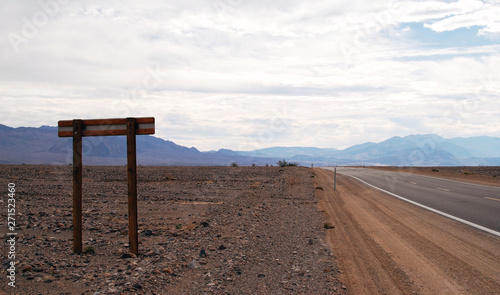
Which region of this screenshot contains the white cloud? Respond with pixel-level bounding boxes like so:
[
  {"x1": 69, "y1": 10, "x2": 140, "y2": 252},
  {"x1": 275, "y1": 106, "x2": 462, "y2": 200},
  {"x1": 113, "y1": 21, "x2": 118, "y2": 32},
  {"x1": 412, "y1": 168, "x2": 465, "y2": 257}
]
[
  {"x1": 0, "y1": 0, "x2": 499, "y2": 150},
  {"x1": 424, "y1": 5, "x2": 500, "y2": 34}
]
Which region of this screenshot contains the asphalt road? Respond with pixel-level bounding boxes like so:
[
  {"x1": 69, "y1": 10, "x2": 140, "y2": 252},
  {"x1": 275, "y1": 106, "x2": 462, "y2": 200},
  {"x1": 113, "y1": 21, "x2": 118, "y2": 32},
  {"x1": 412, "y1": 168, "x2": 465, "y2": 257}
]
[{"x1": 328, "y1": 167, "x2": 500, "y2": 234}]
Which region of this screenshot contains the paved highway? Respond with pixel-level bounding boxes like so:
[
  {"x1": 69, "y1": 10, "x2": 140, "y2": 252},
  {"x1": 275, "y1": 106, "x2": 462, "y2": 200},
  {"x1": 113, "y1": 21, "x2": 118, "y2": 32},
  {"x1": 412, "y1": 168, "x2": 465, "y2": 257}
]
[{"x1": 328, "y1": 167, "x2": 500, "y2": 234}]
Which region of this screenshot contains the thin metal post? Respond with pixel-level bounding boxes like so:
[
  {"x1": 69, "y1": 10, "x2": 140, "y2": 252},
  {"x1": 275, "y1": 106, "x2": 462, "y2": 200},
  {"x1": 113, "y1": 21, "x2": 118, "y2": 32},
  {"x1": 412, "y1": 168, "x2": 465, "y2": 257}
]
[
  {"x1": 72, "y1": 120, "x2": 83, "y2": 254},
  {"x1": 334, "y1": 167, "x2": 337, "y2": 191},
  {"x1": 127, "y1": 118, "x2": 139, "y2": 255}
]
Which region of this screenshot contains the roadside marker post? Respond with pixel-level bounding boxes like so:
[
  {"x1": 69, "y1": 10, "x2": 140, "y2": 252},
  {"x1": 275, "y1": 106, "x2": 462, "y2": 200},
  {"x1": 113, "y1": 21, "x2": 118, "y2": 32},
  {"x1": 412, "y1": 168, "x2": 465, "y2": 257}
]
[
  {"x1": 334, "y1": 167, "x2": 337, "y2": 191},
  {"x1": 58, "y1": 117, "x2": 155, "y2": 255}
]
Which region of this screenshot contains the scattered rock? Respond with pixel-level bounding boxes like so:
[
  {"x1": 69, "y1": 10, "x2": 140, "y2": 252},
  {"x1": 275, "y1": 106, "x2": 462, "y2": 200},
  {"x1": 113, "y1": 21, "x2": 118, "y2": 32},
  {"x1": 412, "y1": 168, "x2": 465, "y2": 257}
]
[
  {"x1": 199, "y1": 249, "x2": 207, "y2": 258},
  {"x1": 188, "y1": 260, "x2": 201, "y2": 269},
  {"x1": 21, "y1": 265, "x2": 33, "y2": 273},
  {"x1": 163, "y1": 267, "x2": 174, "y2": 274},
  {"x1": 121, "y1": 253, "x2": 137, "y2": 259},
  {"x1": 43, "y1": 275, "x2": 56, "y2": 283},
  {"x1": 0, "y1": 165, "x2": 349, "y2": 294}
]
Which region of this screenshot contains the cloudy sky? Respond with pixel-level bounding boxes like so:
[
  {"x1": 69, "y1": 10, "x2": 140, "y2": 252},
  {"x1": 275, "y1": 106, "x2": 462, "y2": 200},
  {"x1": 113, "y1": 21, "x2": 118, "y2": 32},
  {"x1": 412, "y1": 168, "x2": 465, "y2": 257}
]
[{"x1": 1, "y1": 0, "x2": 499, "y2": 151}]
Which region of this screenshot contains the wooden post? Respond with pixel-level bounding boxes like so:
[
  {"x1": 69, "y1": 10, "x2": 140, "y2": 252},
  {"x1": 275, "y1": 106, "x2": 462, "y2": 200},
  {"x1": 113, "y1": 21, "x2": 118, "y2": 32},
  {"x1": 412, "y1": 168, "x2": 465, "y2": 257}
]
[
  {"x1": 72, "y1": 120, "x2": 83, "y2": 254},
  {"x1": 334, "y1": 167, "x2": 337, "y2": 191},
  {"x1": 127, "y1": 118, "x2": 139, "y2": 255},
  {"x1": 59, "y1": 117, "x2": 154, "y2": 255}
]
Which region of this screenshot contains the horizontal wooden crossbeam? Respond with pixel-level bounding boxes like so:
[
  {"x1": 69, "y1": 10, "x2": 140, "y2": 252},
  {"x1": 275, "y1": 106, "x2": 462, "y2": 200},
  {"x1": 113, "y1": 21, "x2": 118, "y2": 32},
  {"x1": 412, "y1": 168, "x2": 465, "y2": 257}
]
[{"x1": 58, "y1": 117, "x2": 155, "y2": 137}]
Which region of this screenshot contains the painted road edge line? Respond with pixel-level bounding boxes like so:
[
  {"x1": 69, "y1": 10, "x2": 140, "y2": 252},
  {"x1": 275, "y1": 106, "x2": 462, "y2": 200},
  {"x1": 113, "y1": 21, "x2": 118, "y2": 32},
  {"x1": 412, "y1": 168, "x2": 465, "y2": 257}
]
[{"x1": 345, "y1": 174, "x2": 500, "y2": 238}]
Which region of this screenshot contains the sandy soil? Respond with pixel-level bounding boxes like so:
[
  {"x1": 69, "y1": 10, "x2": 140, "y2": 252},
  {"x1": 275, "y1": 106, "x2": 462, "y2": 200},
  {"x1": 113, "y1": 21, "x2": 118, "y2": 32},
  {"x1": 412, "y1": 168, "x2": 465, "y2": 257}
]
[
  {"x1": 313, "y1": 168, "x2": 500, "y2": 295},
  {"x1": 366, "y1": 166, "x2": 500, "y2": 187},
  {"x1": 0, "y1": 165, "x2": 346, "y2": 294}
]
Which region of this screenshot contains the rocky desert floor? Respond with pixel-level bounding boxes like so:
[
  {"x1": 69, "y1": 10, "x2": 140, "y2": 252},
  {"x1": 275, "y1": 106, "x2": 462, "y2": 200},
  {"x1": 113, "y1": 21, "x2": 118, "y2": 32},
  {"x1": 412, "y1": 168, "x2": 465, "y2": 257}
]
[
  {"x1": 0, "y1": 165, "x2": 346, "y2": 294},
  {"x1": 1, "y1": 165, "x2": 499, "y2": 295}
]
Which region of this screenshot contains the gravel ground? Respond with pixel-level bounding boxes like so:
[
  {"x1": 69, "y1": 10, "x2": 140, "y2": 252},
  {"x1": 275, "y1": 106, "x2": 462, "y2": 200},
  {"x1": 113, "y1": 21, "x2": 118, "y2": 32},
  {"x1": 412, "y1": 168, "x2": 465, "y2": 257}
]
[{"x1": 0, "y1": 165, "x2": 346, "y2": 294}]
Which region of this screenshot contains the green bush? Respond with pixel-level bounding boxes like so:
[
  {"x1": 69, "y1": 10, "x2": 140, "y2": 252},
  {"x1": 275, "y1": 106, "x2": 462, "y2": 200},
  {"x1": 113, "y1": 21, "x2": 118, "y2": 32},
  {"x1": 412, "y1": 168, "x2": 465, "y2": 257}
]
[{"x1": 277, "y1": 159, "x2": 299, "y2": 167}]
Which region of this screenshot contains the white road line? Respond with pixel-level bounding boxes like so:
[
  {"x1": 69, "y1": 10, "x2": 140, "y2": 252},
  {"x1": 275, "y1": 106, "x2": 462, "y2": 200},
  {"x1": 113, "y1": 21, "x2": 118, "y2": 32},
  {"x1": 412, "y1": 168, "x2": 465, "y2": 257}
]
[
  {"x1": 345, "y1": 174, "x2": 500, "y2": 238},
  {"x1": 436, "y1": 187, "x2": 450, "y2": 192},
  {"x1": 484, "y1": 197, "x2": 500, "y2": 202},
  {"x1": 409, "y1": 182, "x2": 417, "y2": 185}
]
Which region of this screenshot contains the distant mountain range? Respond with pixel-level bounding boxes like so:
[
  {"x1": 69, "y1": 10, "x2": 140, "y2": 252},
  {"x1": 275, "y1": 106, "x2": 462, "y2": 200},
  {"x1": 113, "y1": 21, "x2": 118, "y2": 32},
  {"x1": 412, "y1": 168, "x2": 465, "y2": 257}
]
[
  {"x1": 1, "y1": 123, "x2": 499, "y2": 166},
  {"x1": 228, "y1": 134, "x2": 500, "y2": 166}
]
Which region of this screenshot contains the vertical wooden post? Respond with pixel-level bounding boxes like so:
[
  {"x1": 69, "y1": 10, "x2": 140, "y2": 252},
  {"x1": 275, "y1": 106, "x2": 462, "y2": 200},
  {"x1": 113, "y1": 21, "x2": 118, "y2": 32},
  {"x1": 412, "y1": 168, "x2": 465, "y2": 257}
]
[
  {"x1": 334, "y1": 167, "x2": 337, "y2": 191},
  {"x1": 73, "y1": 120, "x2": 83, "y2": 254},
  {"x1": 127, "y1": 118, "x2": 139, "y2": 255}
]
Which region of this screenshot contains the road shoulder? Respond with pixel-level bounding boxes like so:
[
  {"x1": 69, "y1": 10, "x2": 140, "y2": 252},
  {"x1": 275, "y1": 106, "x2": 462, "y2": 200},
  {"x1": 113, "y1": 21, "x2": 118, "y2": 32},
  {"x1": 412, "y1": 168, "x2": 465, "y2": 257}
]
[{"x1": 313, "y1": 168, "x2": 500, "y2": 295}]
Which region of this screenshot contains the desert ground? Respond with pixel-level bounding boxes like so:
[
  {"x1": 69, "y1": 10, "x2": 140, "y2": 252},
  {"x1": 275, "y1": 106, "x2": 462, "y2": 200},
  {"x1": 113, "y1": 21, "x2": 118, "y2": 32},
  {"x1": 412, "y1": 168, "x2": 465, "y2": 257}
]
[
  {"x1": 314, "y1": 167, "x2": 500, "y2": 295},
  {"x1": 0, "y1": 165, "x2": 345, "y2": 294},
  {"x1": 1, "y1": 165, "x2": 499, "y2": 294}
]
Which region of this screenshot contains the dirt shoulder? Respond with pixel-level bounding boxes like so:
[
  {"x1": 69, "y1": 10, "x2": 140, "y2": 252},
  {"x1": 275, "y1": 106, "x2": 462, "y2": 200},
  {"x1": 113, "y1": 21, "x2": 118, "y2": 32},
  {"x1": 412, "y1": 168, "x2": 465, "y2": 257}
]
[
  {"x1": 313, "y1": 168, "x2": 500, "y2": 295},
  {"x1": 0, "y1": 165, "x2": 346, "y2": 294},
  {"x1": 365, "y1": 166, "x2": 500, "y2": 187}
]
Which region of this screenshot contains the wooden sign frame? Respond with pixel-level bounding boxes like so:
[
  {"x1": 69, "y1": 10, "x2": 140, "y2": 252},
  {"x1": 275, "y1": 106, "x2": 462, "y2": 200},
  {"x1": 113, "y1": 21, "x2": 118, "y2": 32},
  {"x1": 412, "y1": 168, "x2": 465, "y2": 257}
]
[{"x1": 58, "y1": 117, "x2": 155, "y2": 255}]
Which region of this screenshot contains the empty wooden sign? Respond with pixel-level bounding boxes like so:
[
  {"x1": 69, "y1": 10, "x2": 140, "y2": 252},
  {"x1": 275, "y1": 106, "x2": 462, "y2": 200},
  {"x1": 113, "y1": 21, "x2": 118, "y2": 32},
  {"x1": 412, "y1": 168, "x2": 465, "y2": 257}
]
[
  {"x1": 58, "y1": 117, "x2": 154, "y2": 256},
  {"x1": 58, "y1": 117, "x2": 155, "y2": 137}
]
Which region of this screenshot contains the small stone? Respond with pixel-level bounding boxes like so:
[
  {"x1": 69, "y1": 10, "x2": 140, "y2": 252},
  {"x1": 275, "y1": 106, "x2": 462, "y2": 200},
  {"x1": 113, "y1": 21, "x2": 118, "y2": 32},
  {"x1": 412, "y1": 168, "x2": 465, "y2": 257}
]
[
  {"x1": 134, "y1": 283, "x2": 142, "y2": 289},
  {"x1": 22, "y1": 265, "x2": 33, "y2": 272},
  {"x1": 43, "y1": 275, "x2": 56, "y2": 283},
  {"x1": 199, "y1": 249, "x2": 207, "y2": 257},
  {"x1": 218, "y1": 245, "x2": 227, "y2": 250},
  {"x1": 188, "y1": 260, "x2": 201, "y2": 269},
  {"x1": 163, "y1": 267, "x2": 174, "y2": 274},
  {"x1": 258, "y1": 273, "x2": 265, "y2": 278},
  {"x1": 121, "y1": 253, "x2": 137, "y2": 259},
  {"x1": 144, "y1": 229, "x2": 154, "y2": 236},
  {"x1": 71, "y1": 272, "x2": 82, "y2": 278}
]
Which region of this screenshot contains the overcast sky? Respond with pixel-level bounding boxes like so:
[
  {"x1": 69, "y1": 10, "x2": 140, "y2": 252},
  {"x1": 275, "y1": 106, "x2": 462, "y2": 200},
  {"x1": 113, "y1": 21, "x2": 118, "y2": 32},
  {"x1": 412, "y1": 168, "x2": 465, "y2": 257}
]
[{"x1": 1, "y1": 0, "x2": 499, "y2": 151}]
